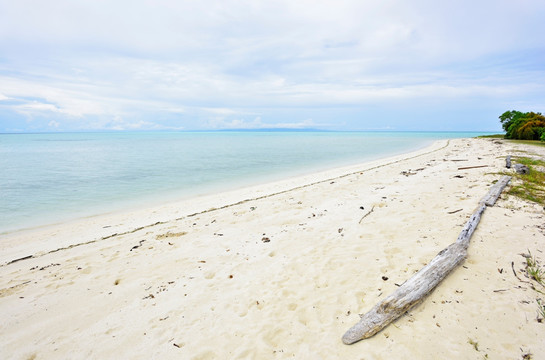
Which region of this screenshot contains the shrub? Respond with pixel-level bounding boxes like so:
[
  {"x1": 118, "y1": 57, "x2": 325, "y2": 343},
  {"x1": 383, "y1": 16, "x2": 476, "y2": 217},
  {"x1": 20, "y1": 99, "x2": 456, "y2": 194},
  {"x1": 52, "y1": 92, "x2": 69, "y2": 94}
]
[{"x1": 500, "y1": 111, "x2": 545, "y2": 140}]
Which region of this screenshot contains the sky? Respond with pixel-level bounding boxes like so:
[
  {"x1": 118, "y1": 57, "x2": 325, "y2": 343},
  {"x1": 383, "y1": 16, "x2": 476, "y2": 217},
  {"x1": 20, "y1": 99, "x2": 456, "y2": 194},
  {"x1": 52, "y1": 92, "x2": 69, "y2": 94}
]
[{"x1": 0, "y1": 0, "x2": 544, "y2": 133}]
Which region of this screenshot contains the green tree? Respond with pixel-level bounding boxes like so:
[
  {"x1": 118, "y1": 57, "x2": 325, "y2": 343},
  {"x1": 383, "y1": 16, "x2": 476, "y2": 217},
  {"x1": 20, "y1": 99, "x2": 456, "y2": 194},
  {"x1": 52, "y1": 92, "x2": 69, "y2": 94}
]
[
  {"x1": 500, "y1": 110, "x2": 527, "y2": 139},
  {"x1": 511, "y1": 112, "x2": 545, "y2": 140},
  {"x1": 501, "y1": 111, "x2": 545, "y2": 140}
]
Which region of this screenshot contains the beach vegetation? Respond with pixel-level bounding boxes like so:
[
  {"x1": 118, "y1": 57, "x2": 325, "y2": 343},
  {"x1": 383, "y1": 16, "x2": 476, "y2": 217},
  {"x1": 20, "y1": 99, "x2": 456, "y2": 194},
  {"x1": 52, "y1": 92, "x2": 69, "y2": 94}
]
[
  {"x1": 516, "y1": 157, "x2": 545, "y2": 167},
  {"x1": 523, "y1": 252, "x2": 545, "y2": 323},
  {"x1": 477, "y1": 134, "x2": 504, "y2": 139},
  {"x1": 505, "y1": 157, "x2": 545, "y2": 205},
  {"x1": 499, "y1": 110, "x2": 545, "y2": 140},
  {"x1": 526, "y1": 251, "x2": 545, "y2": 286},
  {"x1": 509, "y1": 140, "x2": 545, "y2": 147},
  {"x1": 528, "y1": 266, "x2": 544, "y2": 284}
]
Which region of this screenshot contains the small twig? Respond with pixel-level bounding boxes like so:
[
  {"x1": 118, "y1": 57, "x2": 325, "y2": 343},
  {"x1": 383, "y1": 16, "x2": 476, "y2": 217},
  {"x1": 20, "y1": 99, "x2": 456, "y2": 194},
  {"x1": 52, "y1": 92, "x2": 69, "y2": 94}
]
[
  {"x1": 493, "y1": 289, "x2": 508, "y2": 293},
  {"x1": 359, "y1": 206, "x2": 375, "y2": 224},
  {"x1": 7, "y1": 255, "x2": 33, "y2": 265},
  {"x1": 448, "y1": 209, "x2": 463, "y2": 214},
  {"x1": 458, "y1": 165, "x2": 489, "y2": 170},
  {"x1": 511, "y1": 261, "x2": 521, "y2": 280}
]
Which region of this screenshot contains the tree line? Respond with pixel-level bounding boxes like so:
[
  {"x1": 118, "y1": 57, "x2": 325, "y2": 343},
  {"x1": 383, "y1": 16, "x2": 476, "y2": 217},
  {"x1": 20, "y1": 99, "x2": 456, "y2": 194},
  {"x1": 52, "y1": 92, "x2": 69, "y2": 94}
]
[{"x1": 499, "y1": 110, "x2": 545, "y2": 141}]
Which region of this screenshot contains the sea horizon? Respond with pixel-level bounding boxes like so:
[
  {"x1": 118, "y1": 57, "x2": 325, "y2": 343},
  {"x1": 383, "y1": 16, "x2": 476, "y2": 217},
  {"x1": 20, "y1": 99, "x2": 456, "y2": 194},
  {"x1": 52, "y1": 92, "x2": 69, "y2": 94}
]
[{"x1": 0, "y1": 128, "x2": 500, "y2": 135}]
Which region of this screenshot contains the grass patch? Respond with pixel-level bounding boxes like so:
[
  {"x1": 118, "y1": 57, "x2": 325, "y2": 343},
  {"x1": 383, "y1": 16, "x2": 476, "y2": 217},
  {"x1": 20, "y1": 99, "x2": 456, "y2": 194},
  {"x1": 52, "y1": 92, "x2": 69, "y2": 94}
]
[
  {"x1": 522, "y1": 252, "x2": 545, "y2": 321},
  {"x1": 526, "y1": 251, "x2": 545, "y2": 286},
  {"x1": 508, "y1": 185, "x2": 544, "y2": 205},
  {"x1": 477, "y1": 134, "x2": 505, "y2": 138},
  {"x1": 508, "y1": 139, "x2": 545, "y2": 147},
  {"x1": 515, "y1": 157, "x2": 545, "y2": 167},
  {"x1": 505, "y1": 157, "x2": 545, "y2": 205},
  {"x1": 511, "y1": 149, "x2": 535, "y2": 154},
  {"x1": 476, "y1": 135, "x2": 545, "y2": 146}
]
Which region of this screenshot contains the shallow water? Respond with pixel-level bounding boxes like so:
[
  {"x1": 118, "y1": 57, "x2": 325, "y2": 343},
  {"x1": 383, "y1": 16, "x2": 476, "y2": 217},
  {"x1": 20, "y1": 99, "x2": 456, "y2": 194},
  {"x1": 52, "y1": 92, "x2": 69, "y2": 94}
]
[{"x1": 0, "y1": 131, "x2": 490, "y2": 232}]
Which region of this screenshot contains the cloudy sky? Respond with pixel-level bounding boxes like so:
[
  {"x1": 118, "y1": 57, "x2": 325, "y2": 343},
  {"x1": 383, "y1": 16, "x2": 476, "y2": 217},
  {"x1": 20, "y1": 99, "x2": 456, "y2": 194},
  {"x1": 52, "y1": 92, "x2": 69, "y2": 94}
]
[{"x1": 0, "y1": 0, "x2": 544, "y2": 132}]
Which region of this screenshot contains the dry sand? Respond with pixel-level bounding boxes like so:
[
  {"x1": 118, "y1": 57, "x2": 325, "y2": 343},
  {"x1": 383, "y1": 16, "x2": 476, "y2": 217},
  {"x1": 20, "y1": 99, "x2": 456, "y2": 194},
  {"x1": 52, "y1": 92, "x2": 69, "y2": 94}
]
[{"x1": 1, "y1": 137, "x2": 544, "y2": 360}]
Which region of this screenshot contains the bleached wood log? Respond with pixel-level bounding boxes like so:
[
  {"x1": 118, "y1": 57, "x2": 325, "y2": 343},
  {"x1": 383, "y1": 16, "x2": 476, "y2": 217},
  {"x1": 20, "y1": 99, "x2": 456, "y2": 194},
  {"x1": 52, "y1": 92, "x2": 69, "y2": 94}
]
[
  {"x1": 480, "y1": 175, "x2": 512, "y2": 207},
  {"x1": 506, "y1": 155, "x2": 511, "y2": 169},
  {"x1": 342, "y1": 176, "x2": 511, "y2": 345}
]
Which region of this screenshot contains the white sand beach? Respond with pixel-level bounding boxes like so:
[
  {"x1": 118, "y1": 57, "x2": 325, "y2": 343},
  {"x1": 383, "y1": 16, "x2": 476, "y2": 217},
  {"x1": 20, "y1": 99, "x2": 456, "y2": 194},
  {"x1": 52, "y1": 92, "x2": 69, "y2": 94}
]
[{"x1": 1, "y1": 137, "x2": 544, "y2": 359}]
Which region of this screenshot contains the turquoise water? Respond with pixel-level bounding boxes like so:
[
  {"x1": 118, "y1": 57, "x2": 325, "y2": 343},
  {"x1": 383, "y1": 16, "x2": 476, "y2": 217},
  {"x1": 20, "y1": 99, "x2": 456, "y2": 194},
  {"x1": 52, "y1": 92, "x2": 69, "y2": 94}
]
[{"x1": 0, "y1": 131, "x2": 490, "y2": 232}]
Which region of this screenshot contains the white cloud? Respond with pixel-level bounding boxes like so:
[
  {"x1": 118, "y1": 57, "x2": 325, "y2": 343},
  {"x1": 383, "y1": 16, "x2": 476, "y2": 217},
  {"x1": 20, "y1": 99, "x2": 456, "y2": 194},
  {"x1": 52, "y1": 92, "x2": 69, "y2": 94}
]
[
  {"x1": 16, "y1": 101, "x2": 65, "y2": 115},
  {"x1": 205, "y1": 116, "x2": 325, "y2": 130},
  {"x1": 109, "y1": 120, "x2": 153, "y2": 131},
  {"x1": 203, "y1": 108, "x2": 241, "y2": 116},
  {"x1": 1, "y1": 76, "x2": 108, "y2": 117},
  {"x1": 0, "y1": 0, "x2": 544, "y2": 131}
]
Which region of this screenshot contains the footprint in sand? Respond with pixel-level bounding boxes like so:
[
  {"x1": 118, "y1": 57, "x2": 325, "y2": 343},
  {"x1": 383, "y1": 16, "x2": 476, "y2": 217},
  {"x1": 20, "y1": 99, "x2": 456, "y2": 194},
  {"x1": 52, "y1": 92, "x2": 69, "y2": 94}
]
[
  {"x1": 262, "y1": 328, "x2": 285, "y2": 348},
  {"x1": 384, "y1": 246, "x2": 402, "y2": 255},
  {"x1": 191, "y1": 350, "x2": 217, "y2": 360},
  {"x1": 287, "y1": 303, "x2": 298, "y2": 311}
]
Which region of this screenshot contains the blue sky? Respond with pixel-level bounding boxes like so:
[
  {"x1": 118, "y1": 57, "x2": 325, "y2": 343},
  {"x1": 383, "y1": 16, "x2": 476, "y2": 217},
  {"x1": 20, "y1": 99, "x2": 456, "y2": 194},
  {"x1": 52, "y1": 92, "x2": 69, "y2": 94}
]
[{"x1": 0, "y1": 0, "x2": 544, "y2": 132}]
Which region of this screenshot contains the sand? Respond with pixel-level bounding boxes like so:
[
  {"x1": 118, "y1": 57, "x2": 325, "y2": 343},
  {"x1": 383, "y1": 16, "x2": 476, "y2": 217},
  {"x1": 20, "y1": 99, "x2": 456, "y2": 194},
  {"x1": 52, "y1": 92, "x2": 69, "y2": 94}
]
[{"x1": 1, "y1": 137, "x2": 544, "y2": 360}]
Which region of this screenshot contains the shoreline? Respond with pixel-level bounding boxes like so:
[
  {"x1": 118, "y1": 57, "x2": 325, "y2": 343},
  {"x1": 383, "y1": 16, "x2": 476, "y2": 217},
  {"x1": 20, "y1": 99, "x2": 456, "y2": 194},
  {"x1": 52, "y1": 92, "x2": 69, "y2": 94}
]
[
  {"x1": 1, "y1": 135, "x2": 438, "y2": 236},
  {"x1": 1, "y1": 137, "x2": 544, "y2": 359},
  {"x1": 1, "y1": 131, "x2": 454, "y2": 235},
  {"x1": 1, "y1": 139, "x2": 446, "y2": 265}
]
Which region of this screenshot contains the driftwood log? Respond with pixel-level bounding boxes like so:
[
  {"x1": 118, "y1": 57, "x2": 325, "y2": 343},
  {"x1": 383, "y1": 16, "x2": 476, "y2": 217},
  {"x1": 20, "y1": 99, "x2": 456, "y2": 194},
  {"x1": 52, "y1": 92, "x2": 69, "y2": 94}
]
[
  {"x1": 480, "y1": 176, "x2": 512, "y2": 206},
  {"x1": 514, "y1": 163, "x2": 529, "y2": 174},
  {"x1": 506, "y1": 155, "x2": 511, "y2": 169},
  {"x1": 342, "y1": 175, "x2": 512, "y2": 345}
]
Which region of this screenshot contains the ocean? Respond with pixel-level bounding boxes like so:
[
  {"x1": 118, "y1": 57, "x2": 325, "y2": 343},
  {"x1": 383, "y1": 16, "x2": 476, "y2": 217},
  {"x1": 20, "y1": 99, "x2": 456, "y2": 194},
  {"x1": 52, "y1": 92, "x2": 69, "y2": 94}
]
[{"x1": 0, "y1": 131, "x2": 491, "y2": 233}]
